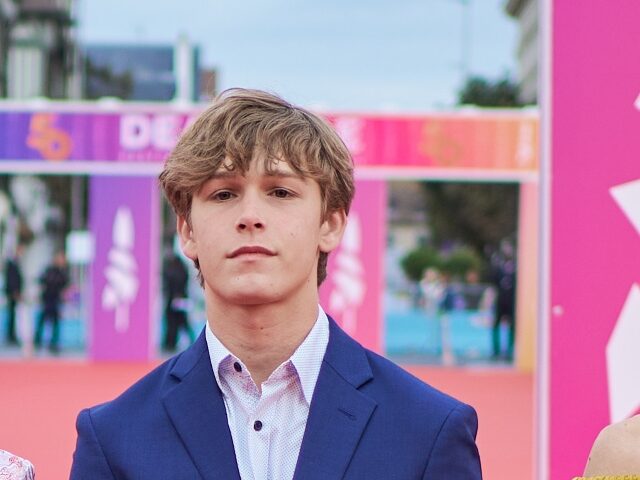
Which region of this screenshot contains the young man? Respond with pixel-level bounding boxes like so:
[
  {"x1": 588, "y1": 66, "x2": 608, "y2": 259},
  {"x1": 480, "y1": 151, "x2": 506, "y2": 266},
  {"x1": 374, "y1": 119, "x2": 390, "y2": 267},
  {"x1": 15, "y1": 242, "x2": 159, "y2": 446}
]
[{"x1": 71, "y1": 89, "x2": 482, "y2": 479}]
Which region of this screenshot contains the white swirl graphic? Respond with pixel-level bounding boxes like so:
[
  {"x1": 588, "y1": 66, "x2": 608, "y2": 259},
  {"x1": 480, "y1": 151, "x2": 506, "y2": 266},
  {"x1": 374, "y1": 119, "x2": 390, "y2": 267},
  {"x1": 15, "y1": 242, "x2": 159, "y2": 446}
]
[
  {"x1": 329, "y1": 213, "x2": 366, "y2": 335},
  {"x1": 102, "y1": 207, "x2": 139, "y2": 333}
]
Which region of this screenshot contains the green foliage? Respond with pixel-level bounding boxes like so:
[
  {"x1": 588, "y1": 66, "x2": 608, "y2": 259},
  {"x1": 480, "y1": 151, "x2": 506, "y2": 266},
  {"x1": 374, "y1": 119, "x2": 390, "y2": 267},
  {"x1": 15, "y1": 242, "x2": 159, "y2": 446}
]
[
  {"x1": 458, "y1": 75, "x2": 522, "y2": 107},
  {"x1": 421, "y1": 182, "x2": 519, "y2": 260},
  {"x1": 400, "y1": 245, "x2": 483, "y2": 283},
  {"x1": 400, "y1": 247, "x2": 441, "y2": 283},
  {"x1": 440, "y1": 247, "x2": 482, "y2": 278}
]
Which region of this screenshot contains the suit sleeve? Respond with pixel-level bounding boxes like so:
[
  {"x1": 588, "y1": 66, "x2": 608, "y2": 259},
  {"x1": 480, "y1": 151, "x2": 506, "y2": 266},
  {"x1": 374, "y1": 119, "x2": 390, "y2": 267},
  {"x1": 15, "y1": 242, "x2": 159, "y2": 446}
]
[
  {"x1": 70, "y1": 408, "x2": 116, "y2": 480},
  {"x1": 422, "y1": 403, "x2": 482, "y2": 479}
]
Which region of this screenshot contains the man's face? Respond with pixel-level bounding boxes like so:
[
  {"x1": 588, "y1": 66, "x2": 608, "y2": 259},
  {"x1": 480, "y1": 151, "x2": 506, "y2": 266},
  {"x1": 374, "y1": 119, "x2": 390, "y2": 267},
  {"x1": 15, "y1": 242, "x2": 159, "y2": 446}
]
[
  {"x1": 178, "y1": 158, "x2": 346, "y2": 307},
  {"x1": 54, "y1": 253, "x2": 66, "y2": 268}
]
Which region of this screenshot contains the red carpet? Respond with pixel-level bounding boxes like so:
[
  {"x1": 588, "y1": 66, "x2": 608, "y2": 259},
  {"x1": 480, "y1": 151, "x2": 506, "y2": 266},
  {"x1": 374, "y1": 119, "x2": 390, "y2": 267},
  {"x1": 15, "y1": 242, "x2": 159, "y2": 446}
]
[{"x1": 0, "y1": 361, "x2": 532, "y2": 479}]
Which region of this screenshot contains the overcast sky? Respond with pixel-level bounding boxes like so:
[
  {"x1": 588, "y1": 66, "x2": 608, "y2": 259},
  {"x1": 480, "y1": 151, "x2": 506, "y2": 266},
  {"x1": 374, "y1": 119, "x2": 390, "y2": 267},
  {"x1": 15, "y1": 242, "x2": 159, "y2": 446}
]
[{"x1": 78, "y1": 0, "x2": 517, "y2": 112}]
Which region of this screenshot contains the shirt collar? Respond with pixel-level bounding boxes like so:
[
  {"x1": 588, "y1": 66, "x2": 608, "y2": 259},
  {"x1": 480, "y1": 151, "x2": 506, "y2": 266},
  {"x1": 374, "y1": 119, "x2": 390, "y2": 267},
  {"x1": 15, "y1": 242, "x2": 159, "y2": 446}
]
[
  {"x1": 205, "y1": 321, "x2": 234, "y2": 390},
  {"x1": 289, "y1": 305, "x2": 329, "y2": 405},
  {"x1": 205, "y1": 305, "x2": 330, "y2": 405}
]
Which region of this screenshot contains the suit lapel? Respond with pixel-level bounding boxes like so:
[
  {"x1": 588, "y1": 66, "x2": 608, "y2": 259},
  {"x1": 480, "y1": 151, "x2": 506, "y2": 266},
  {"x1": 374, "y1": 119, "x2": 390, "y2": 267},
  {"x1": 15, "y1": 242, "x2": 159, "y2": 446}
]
[
  {"x1": 162, "y1": 332, "x2": 241, "y2": 480},
  {"x1": 294, "y1": 318, "x2": 377, "y2": 480}
]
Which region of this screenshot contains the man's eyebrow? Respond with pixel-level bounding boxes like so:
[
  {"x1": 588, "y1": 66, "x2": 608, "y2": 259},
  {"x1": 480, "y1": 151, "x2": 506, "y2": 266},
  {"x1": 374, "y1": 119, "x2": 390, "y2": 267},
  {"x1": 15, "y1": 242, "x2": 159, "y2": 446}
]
[
  {"x1": 208, "y1": 170, "x2": 306, "y2": 180},
  {"x1": 209, "y1": 170, "x2": 305, "y2": 181}
]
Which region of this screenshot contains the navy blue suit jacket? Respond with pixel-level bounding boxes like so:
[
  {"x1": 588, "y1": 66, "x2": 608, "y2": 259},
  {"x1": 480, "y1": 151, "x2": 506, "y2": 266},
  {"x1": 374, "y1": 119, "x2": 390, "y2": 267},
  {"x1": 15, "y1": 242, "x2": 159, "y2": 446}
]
[{"x1": 70, "y1": 318, "x2": 481, "y2": 479}]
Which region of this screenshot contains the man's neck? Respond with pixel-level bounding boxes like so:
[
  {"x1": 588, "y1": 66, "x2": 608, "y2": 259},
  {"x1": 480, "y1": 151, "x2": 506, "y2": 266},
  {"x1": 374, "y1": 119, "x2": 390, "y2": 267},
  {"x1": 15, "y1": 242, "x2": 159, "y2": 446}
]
[{"x1": 206, "y1": 295, "x2": 319, "y2": 387}]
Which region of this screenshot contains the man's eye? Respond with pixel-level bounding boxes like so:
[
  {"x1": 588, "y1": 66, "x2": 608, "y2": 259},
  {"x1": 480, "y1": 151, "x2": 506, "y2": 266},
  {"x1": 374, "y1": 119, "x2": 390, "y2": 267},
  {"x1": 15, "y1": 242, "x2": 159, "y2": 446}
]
[
  {"x1": 272, "y1": 188, "x2": 291, "y2": 198},
  {"x1": 213, "y1": 191, "x2": 233, "y2": 201}
]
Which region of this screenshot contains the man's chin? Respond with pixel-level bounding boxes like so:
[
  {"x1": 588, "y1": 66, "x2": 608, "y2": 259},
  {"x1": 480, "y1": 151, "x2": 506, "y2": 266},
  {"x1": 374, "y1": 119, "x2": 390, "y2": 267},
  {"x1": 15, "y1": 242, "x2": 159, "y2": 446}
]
[
  {"x1": 230, "y1": 292, "x2": 280, "y2": 306},
  {"x1": 205, "y1": 274, "x2": 313, "y2": 307},
  {"x1": 213, "y1": 283, "x2": 284, "y2": 306}
]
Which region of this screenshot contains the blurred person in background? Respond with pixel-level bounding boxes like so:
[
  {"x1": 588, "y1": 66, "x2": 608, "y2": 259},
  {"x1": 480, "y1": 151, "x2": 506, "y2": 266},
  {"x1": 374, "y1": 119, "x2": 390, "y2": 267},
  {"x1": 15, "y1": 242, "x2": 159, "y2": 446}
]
[
  {"x1": 4, "y1": 245, "x2": 24, "y2": 346},
  {"x1": 420, "y1": 267, "x2": 444, "y2": 314},
  {"x1": 462, "y1": 269, "x2": 484, "y2": 311},
  {"x1": 162, "y1": 251, "x2": 194, "y2": 352},
  {"x1": 490, "y1": 239, "x2": 516, "y2": 361},
  {"x1": 34, "y1": 251, "x2": 69, "y2": 354}
]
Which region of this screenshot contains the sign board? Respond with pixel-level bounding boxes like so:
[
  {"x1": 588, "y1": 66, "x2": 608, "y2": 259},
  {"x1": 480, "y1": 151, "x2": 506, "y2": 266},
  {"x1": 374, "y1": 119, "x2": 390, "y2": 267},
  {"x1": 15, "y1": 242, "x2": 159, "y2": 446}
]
[
  {"x1": 0, "y1": 103, "x2": 539, "y2": 362},
  {"x1": 320, "y1": 180, "x2": 386, "y2": 353},
  {"x1": 89, "y1": 176, "x2": 160, "y2": 360},
  {"x1": 0, "y1": 106, "x2": 538, "y2": 176},
  {"x1": 549, "y1": 1, "x2": 640, "y2": 478}
]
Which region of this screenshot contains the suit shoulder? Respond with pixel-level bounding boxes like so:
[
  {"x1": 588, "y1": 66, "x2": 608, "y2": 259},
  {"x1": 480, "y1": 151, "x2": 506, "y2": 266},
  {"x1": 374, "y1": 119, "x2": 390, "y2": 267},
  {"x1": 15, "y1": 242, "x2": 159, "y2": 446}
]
[
  {"x1": 354, "y1": 347, "x2": 479, "y2": 466},
  {"x1": 363, "y1": 348, "x2": 472, "y2": 415},
  {"x1": 87, "y1": 352, "x2": 184, "y2": 423}
]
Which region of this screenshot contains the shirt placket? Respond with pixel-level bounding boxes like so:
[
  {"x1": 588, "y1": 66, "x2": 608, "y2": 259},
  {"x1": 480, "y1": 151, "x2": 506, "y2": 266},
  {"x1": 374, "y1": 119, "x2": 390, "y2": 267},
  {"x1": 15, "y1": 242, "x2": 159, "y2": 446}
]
[
  {"x1": 269, "y1": 370, "x2": 304, "y2": 480},
  {"x1": 249, "y1": 378, "x2": 283, "y2": 480},
  {"x1": 224, "y1": 359, "x2": 260, "y2": 480}
]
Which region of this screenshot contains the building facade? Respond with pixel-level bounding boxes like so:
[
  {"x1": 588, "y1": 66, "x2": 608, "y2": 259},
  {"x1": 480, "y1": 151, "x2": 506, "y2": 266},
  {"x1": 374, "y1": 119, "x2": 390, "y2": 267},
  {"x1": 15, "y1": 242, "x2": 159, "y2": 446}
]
[
  {"x1": 505, "y1": 0, "x2": 538, "y2": 104},
  {"x1": 0, "y1": 0, "x2": 79, "y2": 99},
  {"x1": 83, "y1": 40, "x2": 205, "y2": 102}
]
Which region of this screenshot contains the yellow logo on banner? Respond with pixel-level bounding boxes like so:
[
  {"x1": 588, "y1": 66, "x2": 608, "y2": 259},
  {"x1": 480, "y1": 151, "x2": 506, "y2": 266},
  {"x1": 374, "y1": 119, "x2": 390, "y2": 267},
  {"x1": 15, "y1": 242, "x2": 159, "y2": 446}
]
[
  {"x1": 419, "y1": 121, "x2": 462, "y2": 167},
  {"x1": 26, "y1": 113, "x2": 73, "y2": 161}
]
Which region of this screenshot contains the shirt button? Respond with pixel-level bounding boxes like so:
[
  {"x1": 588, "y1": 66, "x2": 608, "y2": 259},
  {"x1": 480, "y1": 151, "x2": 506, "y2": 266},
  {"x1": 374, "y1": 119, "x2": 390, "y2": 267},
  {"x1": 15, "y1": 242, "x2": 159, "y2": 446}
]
[
  {"x1": 233, "y1": 362, "x2": 242, "y2": 372},
  {"x1": 253, "y1": 420, "x2": 263, "y2": 431}
]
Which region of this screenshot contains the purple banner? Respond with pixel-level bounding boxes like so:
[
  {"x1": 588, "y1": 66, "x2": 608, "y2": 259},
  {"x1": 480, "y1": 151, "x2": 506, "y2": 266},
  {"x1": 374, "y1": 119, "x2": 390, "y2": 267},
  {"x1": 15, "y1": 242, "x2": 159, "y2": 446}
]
[
  {"x1": 89, "y1": 176, "x2": 160, "y2": 360},
  {"x1": 0, "y1": 111, "x2": 195, "y2": 162}
]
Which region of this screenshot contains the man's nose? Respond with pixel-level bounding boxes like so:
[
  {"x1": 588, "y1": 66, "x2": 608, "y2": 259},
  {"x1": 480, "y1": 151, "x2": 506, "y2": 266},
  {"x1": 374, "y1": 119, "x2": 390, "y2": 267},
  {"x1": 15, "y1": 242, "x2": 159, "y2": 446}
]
[{"x1": 236, "y1": 193, "x2": 264, "y2": 231}]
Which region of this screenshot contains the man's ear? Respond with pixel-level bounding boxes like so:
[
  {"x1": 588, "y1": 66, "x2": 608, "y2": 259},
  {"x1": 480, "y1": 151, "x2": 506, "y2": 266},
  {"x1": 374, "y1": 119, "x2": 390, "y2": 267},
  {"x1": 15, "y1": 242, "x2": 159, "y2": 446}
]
[
  {"x1": 177, "y1": 216, "x2": 197, "y2": 260},
  {"x1": 319, "y1": 209, "x2": 347, "y2": 253}
]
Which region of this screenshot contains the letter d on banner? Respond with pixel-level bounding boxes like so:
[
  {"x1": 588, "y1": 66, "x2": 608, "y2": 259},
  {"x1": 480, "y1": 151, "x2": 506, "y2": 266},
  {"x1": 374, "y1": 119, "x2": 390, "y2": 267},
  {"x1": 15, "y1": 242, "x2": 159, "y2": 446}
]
[{"x1": 89, "y1": 177, "x2": 160, "y2": 360}]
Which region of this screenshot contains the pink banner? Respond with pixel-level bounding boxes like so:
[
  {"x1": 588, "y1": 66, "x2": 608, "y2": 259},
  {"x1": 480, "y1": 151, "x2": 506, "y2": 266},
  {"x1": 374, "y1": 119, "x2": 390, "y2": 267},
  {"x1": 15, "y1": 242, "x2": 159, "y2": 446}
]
[
  {"x1": 551, "y1": 1, "x2": 640, "y2": 478},
  {"x1": 89, "y1": 177, "x2": 160, "y2": 361},
  {"x1": 320, "y1": 180, "x2": 386, "y2": 353},
  {"x1": 326, "y1": 114, "x2": 537, "y2": 171}
]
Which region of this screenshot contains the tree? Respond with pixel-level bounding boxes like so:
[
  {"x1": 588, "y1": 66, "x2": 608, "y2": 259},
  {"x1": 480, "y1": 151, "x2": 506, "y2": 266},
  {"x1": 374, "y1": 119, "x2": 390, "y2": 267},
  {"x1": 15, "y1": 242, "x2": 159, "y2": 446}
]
[
  {"x1": 440, "y1": 247, "x2": 483, "y2": 278},
  {"x1": 458, "y1": 75, "x2": 522, "y2": 107},
  {"x1": 400, "y1": 246, "x2": 441, "y2": 283},
  {"x1": 421, "y1": 182, "x2": 519, "y2": 265}
]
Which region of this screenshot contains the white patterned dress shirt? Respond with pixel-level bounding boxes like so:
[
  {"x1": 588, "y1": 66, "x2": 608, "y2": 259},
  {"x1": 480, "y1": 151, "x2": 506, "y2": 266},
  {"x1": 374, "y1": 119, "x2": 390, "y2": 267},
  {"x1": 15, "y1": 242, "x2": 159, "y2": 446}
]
[
  {"x1": 205, "y1": 306, "x2": 329, "y2": 480},
  {"x1": 0, "y1": 450, "x2": 35, "y2": 480}
]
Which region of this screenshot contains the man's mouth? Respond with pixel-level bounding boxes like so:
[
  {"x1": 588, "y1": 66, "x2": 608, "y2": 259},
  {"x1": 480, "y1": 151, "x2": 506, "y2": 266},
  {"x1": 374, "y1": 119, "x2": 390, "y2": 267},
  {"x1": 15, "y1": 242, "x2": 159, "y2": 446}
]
[{"x1": 228, "y1": 246, "x2": 277, "y2": 258}]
